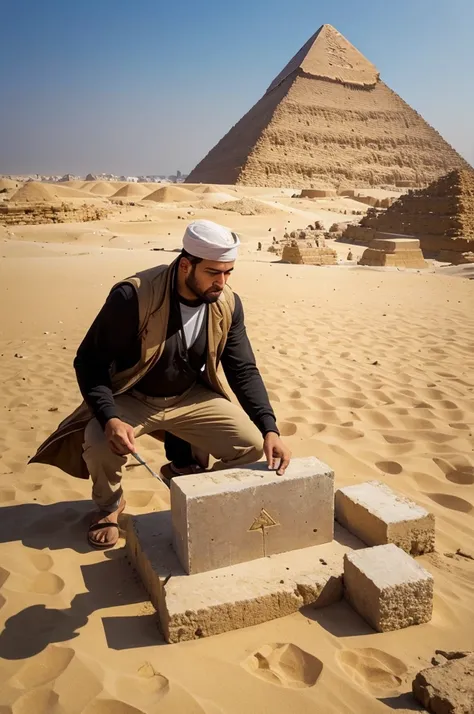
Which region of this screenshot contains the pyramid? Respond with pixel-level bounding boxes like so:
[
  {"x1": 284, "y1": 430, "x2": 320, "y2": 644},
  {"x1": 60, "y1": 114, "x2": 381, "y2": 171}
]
[
  {"x1": 186, "y1": 25, "x2": 470, "y2": 189},
  {"x1": 346, "y1": 168, "x2": 474, "y2": 262}
]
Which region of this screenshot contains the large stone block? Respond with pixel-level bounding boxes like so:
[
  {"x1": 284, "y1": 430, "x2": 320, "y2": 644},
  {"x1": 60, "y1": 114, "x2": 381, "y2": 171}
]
[
  {"x1": 344, "y1": 544, "x2": 434, "y2": 632},
  {"x1": 127, "y1": 511, "x2": 348, "y2": 643},
  {"x1": 335, "y1": 480, "x2": 435, "y2": 555},
  {"x1": 171, "y1": 457, "x2": 334, "y2": 574}
]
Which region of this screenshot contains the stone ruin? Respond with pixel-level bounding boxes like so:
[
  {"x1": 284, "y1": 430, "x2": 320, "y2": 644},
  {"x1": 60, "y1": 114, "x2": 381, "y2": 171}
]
[
  {"x1": 272, "y1": 224, "x2": 338, "y2": 265},
  {"x1": 0, "y1": 201, "x2": 110, "y2": 226},
  {"x1": 358, "y1": 234, "x2": 428, "y2": 269},
  {"x1": 343, "y1": 169, "x2": 474, "y2": 264},
  {"x1": 126, "y1": 458, "x2": 436, "y2": 643}
]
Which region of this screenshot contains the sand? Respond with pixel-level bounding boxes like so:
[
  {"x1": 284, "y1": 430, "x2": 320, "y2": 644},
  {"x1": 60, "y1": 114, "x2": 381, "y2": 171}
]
[
  {"x1": 0, "y1": 181, "x2": 473, "y2": 714},
  {"x1": 215, "y1": 197, "x2": 284, "y2": 215}
]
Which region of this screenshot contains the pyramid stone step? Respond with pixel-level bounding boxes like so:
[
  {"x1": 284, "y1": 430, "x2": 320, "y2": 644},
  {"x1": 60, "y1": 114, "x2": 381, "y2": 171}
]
[
  {"x1": 171, "y1": 457, "x2": 334, "y2": 575},
  {"x1": 335, "y1": 480, "x2": 434, "y2": 555},
  {"x1": 344, "y1": 544, "x2": 434, "y2": 631}
]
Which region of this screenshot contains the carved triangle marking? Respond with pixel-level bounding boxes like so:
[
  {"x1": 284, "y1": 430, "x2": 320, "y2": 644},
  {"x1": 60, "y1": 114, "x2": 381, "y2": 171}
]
[{"x1": 248, "y1": 508, "x2": 279, "y2": 531}]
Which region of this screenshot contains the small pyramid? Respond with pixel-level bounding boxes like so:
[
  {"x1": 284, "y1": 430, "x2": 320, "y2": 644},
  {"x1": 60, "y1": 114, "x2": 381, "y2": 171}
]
[
  {"x1": 248, "y1": 508, "x2": 278, "y2": 531},
  {"x1": 348, "y1": 168, "x2": 474, "y2": 262},
  {"x1": 187, "y1": 25, "x2": 470, "y2": 188}
]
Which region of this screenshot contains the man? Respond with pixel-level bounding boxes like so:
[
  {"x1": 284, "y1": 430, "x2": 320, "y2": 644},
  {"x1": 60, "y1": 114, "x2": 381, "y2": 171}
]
[{"x1": 29, "y1": 219, "x2": 291, "y2": 549}]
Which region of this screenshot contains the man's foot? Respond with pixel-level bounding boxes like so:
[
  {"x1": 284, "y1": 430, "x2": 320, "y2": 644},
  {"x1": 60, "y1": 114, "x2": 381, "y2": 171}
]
[
  {"x1": 160, "y1": 462, "x2": 204, "y2": 488},
  {"x1": 88, "y1": 497, "x2": 126, "y2": 549}
]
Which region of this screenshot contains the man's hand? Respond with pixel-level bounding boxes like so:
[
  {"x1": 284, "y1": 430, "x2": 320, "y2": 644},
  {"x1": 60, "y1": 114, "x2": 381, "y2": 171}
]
[
  {"x1": 105, "y1": 418, "x2": 136, "y2": 456},
  {"x1": 263, "y1": 432, "x2": 291, "y2": 475}
]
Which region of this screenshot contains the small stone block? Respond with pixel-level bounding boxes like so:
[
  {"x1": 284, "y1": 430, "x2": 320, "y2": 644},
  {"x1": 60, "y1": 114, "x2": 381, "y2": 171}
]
[
  {"x1": 335, "y1": 480, "x2": 435, "y2": 554},
  {"x1": 171, "y1": 457, "x2": 334, "y2": 574},
  {"x1": 412, "y1": 655, "x2": 474, "y2": 714},
  {"x1": 127, "y1": 511, "x2": 346, "y2": 643},
  {"x1": 344, "y1": 543, "x2": 434, "y2": 632}
]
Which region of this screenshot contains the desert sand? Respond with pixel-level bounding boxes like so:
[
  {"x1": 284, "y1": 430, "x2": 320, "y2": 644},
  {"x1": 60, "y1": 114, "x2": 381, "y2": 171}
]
[{"x1": 0, "y1": 180, "x2": 473, "y2": 714}]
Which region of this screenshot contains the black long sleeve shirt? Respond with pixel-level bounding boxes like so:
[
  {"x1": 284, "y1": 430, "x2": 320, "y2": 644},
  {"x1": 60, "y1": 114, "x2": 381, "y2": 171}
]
[{"x1": 74, "y1": 283, "x2": 279, "y2": 436}]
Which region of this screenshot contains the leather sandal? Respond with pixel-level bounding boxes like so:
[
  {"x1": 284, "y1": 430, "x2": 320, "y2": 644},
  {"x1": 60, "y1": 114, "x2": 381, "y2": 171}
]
[{"x1": 88, "y1": 498, "x2": 126, "y2": 549}]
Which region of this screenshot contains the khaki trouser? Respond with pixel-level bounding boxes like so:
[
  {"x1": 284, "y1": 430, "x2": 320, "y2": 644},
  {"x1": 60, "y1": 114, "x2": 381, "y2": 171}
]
[{"x1": 82, "y1": 384, "x2": 264, "y2": 510}]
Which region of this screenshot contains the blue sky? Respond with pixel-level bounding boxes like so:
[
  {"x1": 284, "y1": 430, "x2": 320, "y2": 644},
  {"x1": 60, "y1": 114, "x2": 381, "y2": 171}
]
[{"x1": 1, "y1": 0, "x2": 473, "y2": 176}]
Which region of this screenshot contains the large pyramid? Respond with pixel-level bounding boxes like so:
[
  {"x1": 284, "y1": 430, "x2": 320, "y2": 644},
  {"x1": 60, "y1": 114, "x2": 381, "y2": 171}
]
[{"x1": 187, "y1": 25, "x2": 470, "y2": 189}]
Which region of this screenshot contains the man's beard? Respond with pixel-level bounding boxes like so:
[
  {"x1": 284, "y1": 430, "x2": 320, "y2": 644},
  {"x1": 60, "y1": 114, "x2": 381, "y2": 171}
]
[{"x1": 185, "y1": 270, "x2": 222, "y2": 304}]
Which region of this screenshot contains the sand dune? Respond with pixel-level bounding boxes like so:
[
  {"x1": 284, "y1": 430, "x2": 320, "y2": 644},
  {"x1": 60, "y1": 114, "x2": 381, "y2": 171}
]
[
  {"x1": 111, "y1": 183, "x2": 151, "y2": 198},
  {"x1": 8, "y1": 181, "x2": 97, "y2": 202},
  {"x1": 143, "y1": 185, "x2": 197, "y2": 202},
  {"x1": 0, "y1": 186, "x2": 473, "y2": 714},
  {"x1": 82, "y1": 181, "x2": 124, "y2": 196},
  {"x1": 0, "y1": 178, "x2": 20, "y2": 191},
  {"x1": 9, "y1": 182, "x2": 59, "y2": 202}
]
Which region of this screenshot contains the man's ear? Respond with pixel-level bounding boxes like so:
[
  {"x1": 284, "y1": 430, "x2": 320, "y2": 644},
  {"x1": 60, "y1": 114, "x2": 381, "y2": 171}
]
[{"x1": 179, "y1": 257, "x2": 191, "y2": 275}]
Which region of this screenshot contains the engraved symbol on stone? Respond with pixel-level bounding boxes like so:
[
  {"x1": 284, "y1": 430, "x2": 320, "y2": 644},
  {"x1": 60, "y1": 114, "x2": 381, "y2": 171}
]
[
  {"x1": 248, "y1": 509, "x2": 279, "y2": 556},
  {"x1": 249, "y1": 508, "x2": 278, "y2": 531}
]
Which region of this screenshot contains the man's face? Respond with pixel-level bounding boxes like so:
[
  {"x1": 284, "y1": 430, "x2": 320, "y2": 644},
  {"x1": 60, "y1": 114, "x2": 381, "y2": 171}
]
[{"x1": 182, "y1": 258, "x2": 235, "y2": 303}]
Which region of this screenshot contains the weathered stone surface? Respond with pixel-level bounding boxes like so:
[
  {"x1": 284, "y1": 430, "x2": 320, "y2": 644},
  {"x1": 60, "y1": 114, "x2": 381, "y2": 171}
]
[
  {"x1": 281, "y1": 244, "x2": 338, "y2": 265},
  {"x1": 335, "y1": 480, "x2": 435, "y2": 555},
  {"x1": 300, "y1": 189, "x2": 337, "y2": 198},
  {"x1": 412, "y1": 654, "x2": 474, "y2": 714},
  {"x1": 358, "y1": 236, "x2": 428, "y2": 268},
  {"x1": 344, "y1": 543, "x2": 434, "y2": 631},
  {"x1": 351, "y1": 169, "x2": 474, "y2": 257},
  {"x1": 127, "y1": 511, "x2": 348, "y2": 643},
  {"x1": 371, "y1": 234, "x2": 422, "y2": 251},
  {"x1": 171, "y1": 457, "x2": 334, "y2": 574}
]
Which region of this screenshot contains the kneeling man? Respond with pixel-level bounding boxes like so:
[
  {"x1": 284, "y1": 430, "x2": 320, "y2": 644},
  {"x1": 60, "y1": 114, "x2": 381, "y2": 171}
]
[{"x1": 30, "y1": 220, "x2": 291, "y2": 548}]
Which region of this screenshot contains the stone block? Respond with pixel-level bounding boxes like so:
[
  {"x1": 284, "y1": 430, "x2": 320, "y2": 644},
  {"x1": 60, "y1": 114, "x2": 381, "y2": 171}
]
[
  {"x1": 412, "y1": 654, "x2": 474, "y2": 714},
  {"x1": 171, "y1": 457, "x2": 334, "y2": 575},
  {"x1": 335, "y1": 480, "x2": 435, "y2": 555},
  {"x1": 344, "y1": 544, "x2": 434, "y2": 632},
  {"x1": 372, "y1": 234, "x2": 421, "y2": 252},
  {"x1": 127, "y1": 511, "x2": 348, "y2": 643}
]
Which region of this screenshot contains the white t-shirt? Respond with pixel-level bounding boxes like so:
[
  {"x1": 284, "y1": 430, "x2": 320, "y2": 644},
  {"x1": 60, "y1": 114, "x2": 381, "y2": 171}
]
[{"x1": 179, "y1": 302, "x2": 206, "y2": 348}]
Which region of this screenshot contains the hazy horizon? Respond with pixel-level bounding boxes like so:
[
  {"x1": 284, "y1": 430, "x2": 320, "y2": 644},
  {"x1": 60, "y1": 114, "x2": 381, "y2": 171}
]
[{"x1": 1, "y1": 0, "x2": 473, "y2": 176}]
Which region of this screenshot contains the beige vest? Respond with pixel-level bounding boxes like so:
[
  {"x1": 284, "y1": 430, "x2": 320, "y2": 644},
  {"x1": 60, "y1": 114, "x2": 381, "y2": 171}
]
[{"x1": 28, "y1": 258, "x2": 235, "y2": 479}]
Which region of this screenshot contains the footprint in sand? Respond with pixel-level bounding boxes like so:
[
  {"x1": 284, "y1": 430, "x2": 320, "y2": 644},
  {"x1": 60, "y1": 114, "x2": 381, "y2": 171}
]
[
  {"x1": 116, "y1": 663, "x2": 169, "y2": 708},
  {"x1": 426, "y1": 493, "x2": 473, "y2": 514},
  {"x1": 0, "y1": 488, "x2": 16, "y2": 503},
  {"x1": 279, "y1": 421, "x2": 298, "y2": 437},
  {"x1": 382, "y1": 434, "x2": 411, "y2": 445},
  {"x1": 30, "y1": 572, "x2": 65, "y2": 595},
  {"x1": 336, "y1": 647, "x2": 407, "y2": 696},
  {"x1": 12, "y1": 645, "x2": 75, "y2": 688},
  {"x1": 433, "y1": 458, "x2": 474, "y2": 486},
  {"x1": 82, "y1": 701, "x2": 145, "y2": 714},
  {"x1": 445, "y1": 467, "x2": 474, "y2": 485},
  {"x1": 376, "y1": 461, "x2": 403, "y2": 475},
  {"x1": 243, "y1": 643, "x2": 322, "y2": 688},
  {"x1": 29, "y1": 552, "x2": 54, "y2": 571},
  {"x1": 125, "y1": 491, "x2": 155, "y2": 508},
  {"x1": 9, "y1": 686, "x2": 59, "y2": 714},
  {"x1": 0, "y1": 566, "x2": 10, "y2": 589}
]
